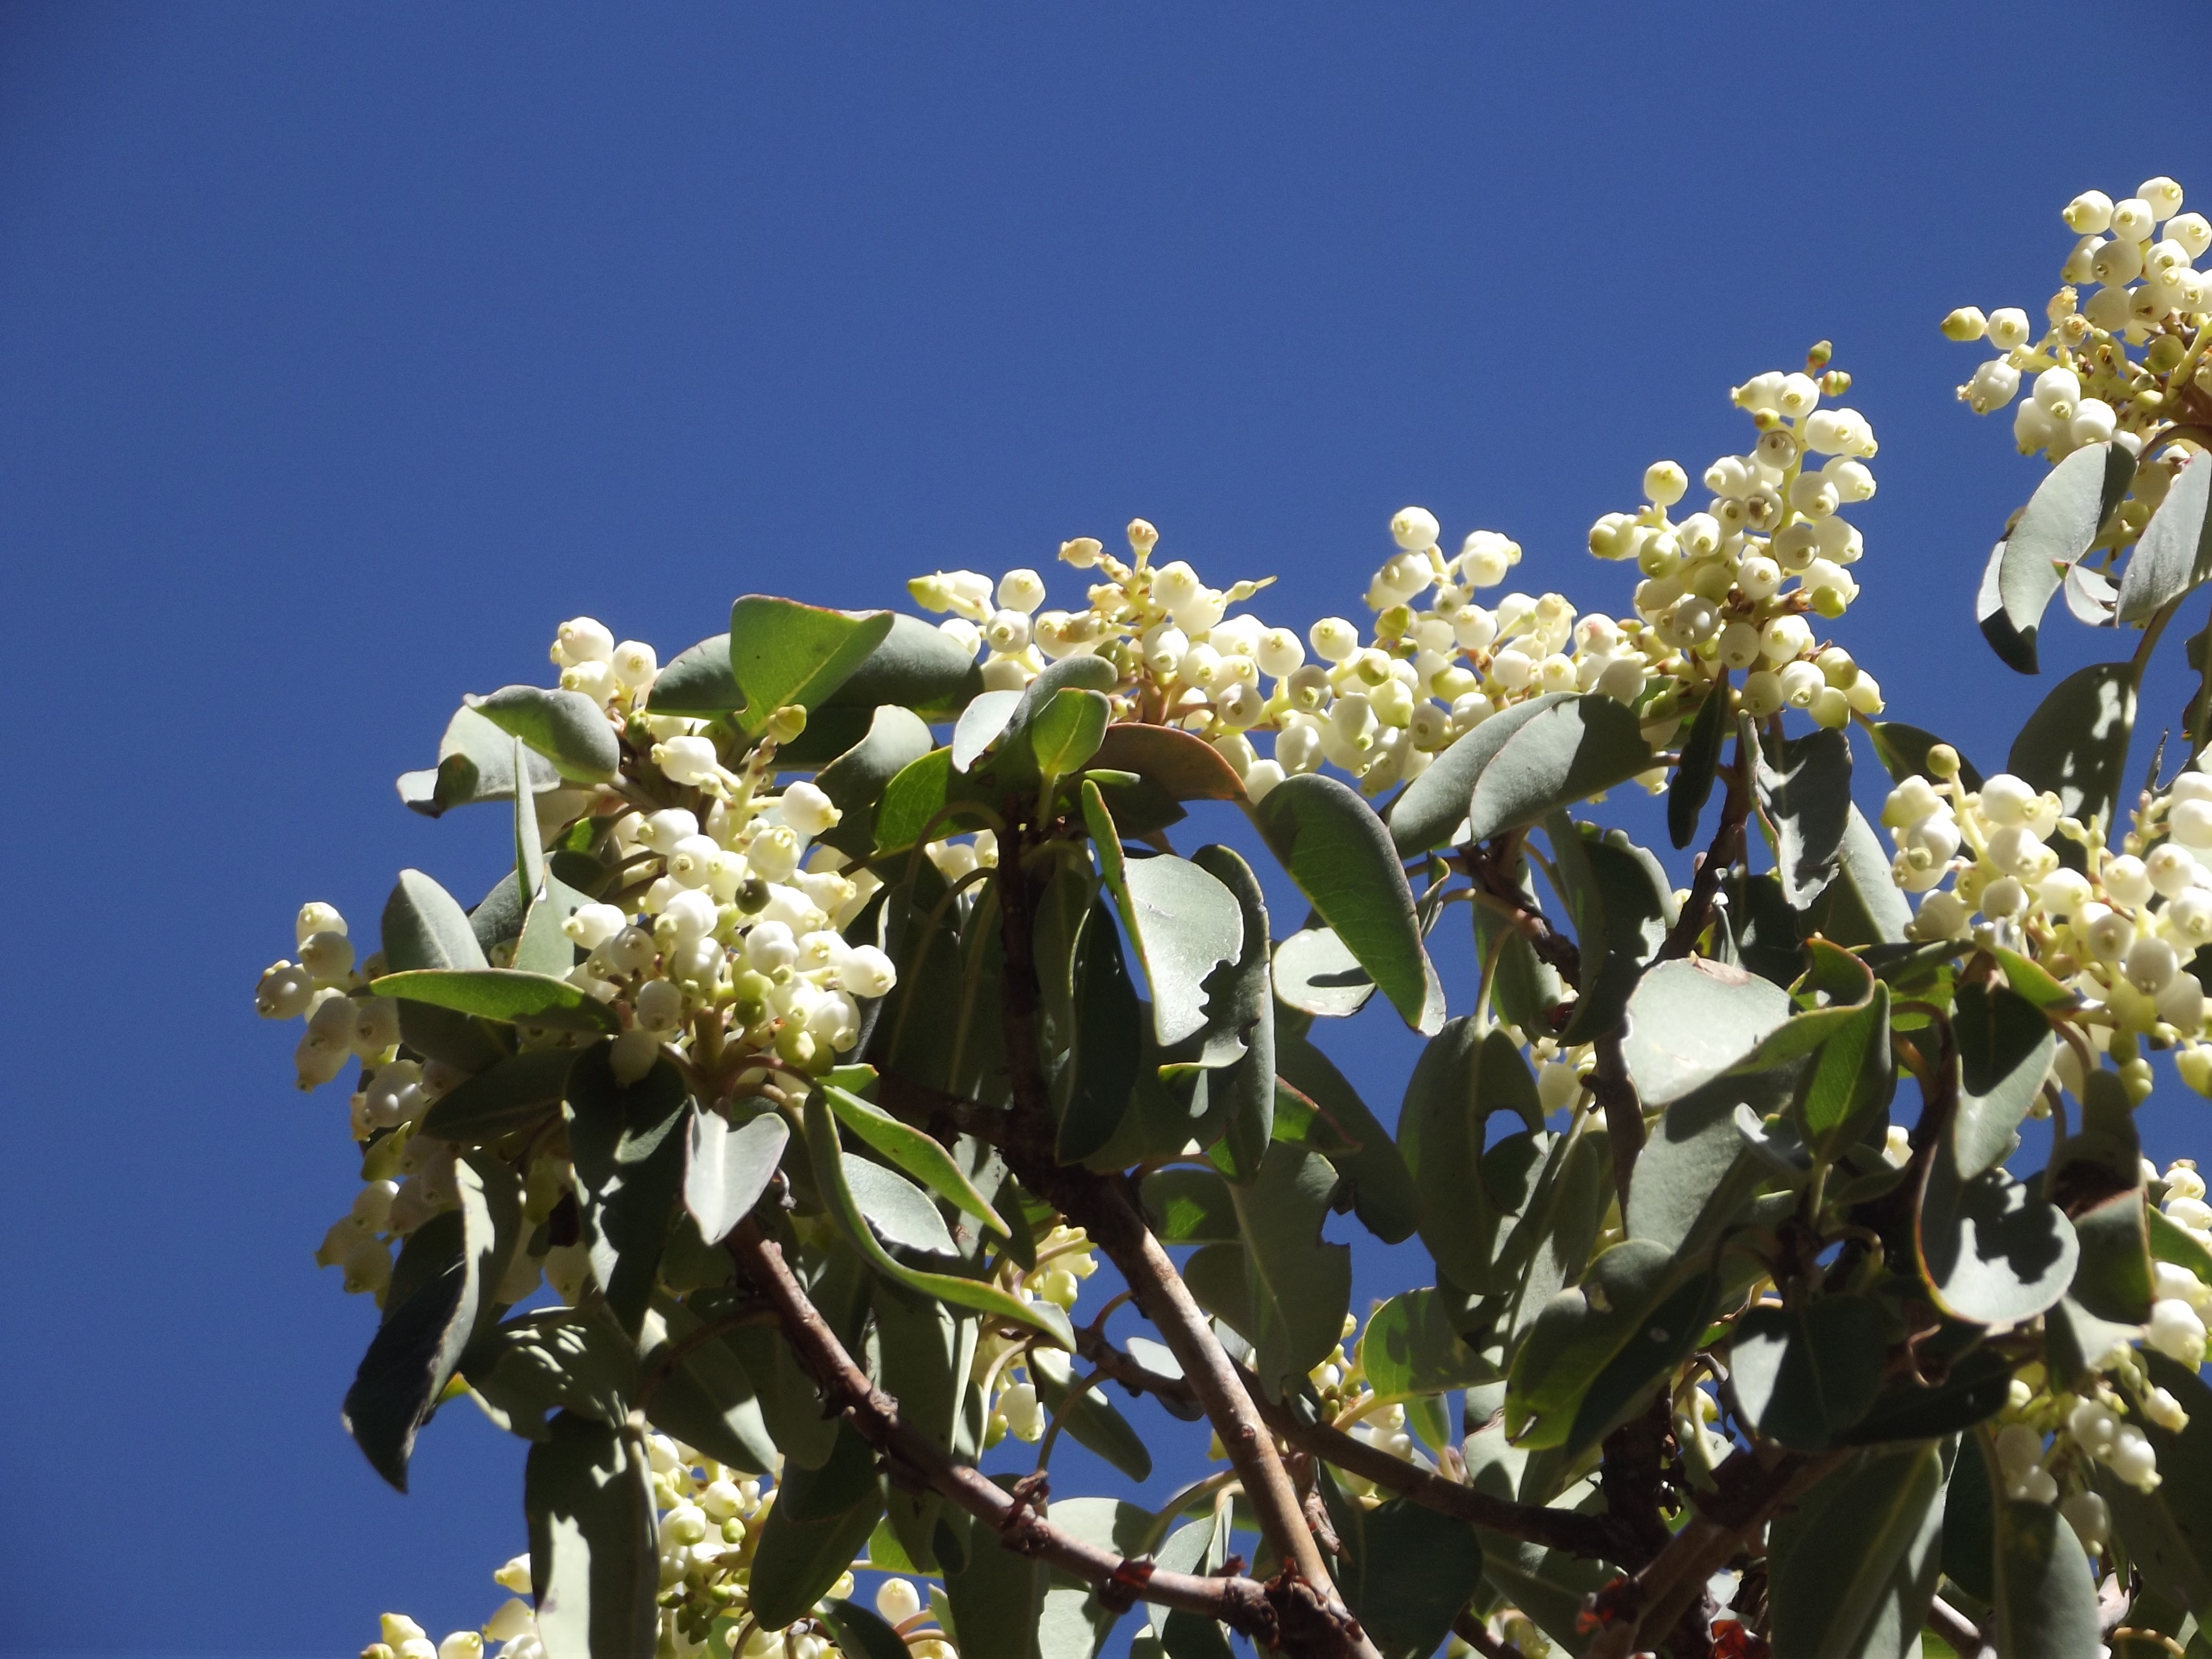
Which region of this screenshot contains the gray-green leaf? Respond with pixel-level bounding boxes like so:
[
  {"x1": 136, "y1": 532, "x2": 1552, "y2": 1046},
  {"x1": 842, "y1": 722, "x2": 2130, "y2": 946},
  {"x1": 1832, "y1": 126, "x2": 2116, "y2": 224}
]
[
  {"x1": 1978, "y1": 440, "x2": 2136, "y2": 672},
  {"x1": 526, "y1": 1412, "x2": 660, "y2": 1659},
  {"x1": 469, "y1": 685, "x2": 622, "y2": 783}
]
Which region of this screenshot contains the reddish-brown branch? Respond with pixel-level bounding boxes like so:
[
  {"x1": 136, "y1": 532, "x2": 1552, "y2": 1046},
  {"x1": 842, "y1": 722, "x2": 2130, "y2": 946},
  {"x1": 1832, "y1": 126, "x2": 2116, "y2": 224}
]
[{"x1": 724, "y1": 1221, "x2": 1279, "y2": 1640}]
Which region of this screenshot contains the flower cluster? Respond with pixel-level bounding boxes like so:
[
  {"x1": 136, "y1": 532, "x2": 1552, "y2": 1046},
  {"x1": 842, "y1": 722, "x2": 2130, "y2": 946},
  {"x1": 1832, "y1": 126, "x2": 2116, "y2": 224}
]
[
  {"x1": 904, "y1": 366, "x2": 1873, "y2": 806},
  {"x1": 969, "y1": 1223, "x2": 1101, "y2": 1447},
  {"x1": 1946, "y1": 174, "x2": 2210, "y2": 573},
  {"x1": 1889, "y1": 754, "x2": 2212, "y2": 1061},
  {"x1": 361, "y1": 1434, "x2": 963, "y2": 1659}
]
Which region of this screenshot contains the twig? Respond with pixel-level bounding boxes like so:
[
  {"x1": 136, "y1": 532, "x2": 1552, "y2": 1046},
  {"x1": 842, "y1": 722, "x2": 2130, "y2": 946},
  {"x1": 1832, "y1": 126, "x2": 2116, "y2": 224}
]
[
  {"x1": 723, "y1": 1221, "x2": 1280, "y2": 1640},
  {"x1": 994, "y1": 817, "x2": 1377, "y2": 1659},
  {"x1": 1663, "y1": 741, "x2": 1751, "y2": 962},
  {"x1": 1450, "y1": 1609, "x2": 1528, "y2": 1659},
  {"x1": 1588, "y1": 1033, "x2": 1642, "y2": 1216},
  {"x1": 1928, "y1": 1594, "x2": 1993, "y2": 1657}
]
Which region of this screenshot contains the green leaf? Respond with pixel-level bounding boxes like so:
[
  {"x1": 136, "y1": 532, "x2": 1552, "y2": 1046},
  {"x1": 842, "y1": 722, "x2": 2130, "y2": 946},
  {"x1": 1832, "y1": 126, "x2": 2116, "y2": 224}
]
[
  {"x1": 1787, "y1": 984, "x2": 1893, "y2": 1156},
  {"x1": 2008, "y1": 661, "x2": 2139, "y2": 839},
  {"x1": 1031, "y1": 1345, "x2": 1153, "y2": 1481},
  {"x1": 1277, "y1": 1026, "x2": 1418, "y2": 1245},
  {"x1": 1764, "y1": 727, "x2": 1854, "y2": 908},
  {"x1": 951, "y1": 687, "x2": 1024, "y2": 772},
  {"x1": 1387, "y1": 691, "x2": 1575, "y2": 855},
  {"x1": 682, "y1": 1103, "x2": 789, "y2": 1245},
  {"x1": 1056, "y1": 896, "x2": 1144, "y2": 1164},
  {"x1": 419, "y1": 1048, "x2": 573, "y2": 1143},
  {"x1": 1668, "y1": 681, "x2": 1732, "y2": 849},
  {"x1": 1919, "y1": 1146, "x2": 2080, "y2": 1325},
  {"x1": 1767, "y1": 1440, "x2": 1949, "y2": 1659},
  {"x1": 1544, "y1": 817, "x2": 1670, "y2": 1045},
  {"x1": 1271, "y1": 926, "x2": 1376, "y2": 1019},
  {"x1": 1628, "y1": 1065, "x2": 1797, "y2": 1256},
  {"x1": 565, "y1": 1048, "x2": 692, "y2": 1335},
  {"x1": 1993, "y1": 1495, "x2": 2103, "y2": 1658},
  {"x1": 342, "y1": 1153, "x2": 519, "y2": 1489},
  {"x1": 1798, "y1": 803, "x2": 1914, "y2": 947},
  {"x1": 1869, "y1": 721, "x2": 1987, "y2": 794},
  {"x1": 512, "y1": 870, "x2": 586, "y2": 978},
  {"x1": 525, "y1": 1412, "x2": 660, "y2": 1659},
  {"x1": 872, "y1": 748, "x2": 959, "y2": 853},
  {"x1": 824, "y1": 1084, "x2": 1006, "y2": 1237},
  {"x1": 1252, "y1": 772, "x2": 1442, "y2": 1033},
  {"x1": 2098, "y1": 1353, "x2": 2212, "y2": 1623},
  {"x1": 638, "y1": 1295, "x2": 777, "y2": 1474},
  {"x1": 817, "y1": 1600, "x2": 912, "y2": 1659},
  {"x1": 1952, "y1": 981, "x2": 2056, "y2": 1178},
  {"x1": 1081, "y1": 785, "x2": 1244, "y2": 1047},
  {"x1": 2150, "y1": 1203, "x2": 2212, "y2": 1284},
  {"x1": 1190, "y1": 845, "x2": 1276, "y2": 1179},
  {"x1": 803, "y1": 1091, "x2": 1070, "y2": 1346},
  {"x1": 644, "y1": 633, "x2": 744, "y2": 717},
  {"x1": 468, "y1": 685, "x2": 622, "y2": 784},
  {"x1": 1992, "y1": 945, "x2": 2080, "y2": 1011},
  {"x1": 1621, "y1": 957, "x2": 1794, "y2": 1107},
  {"x1": 1231, "y1": 1143, "x2": 1353, "y2": 1399},
  {"x1": 398, "y1": 703, "x2": 565, "y2": 817},
  {"x1": 843, "y1": 1157, "x2": 959, "y2": 1257},
  {"x1": 383, "y1": 869, "x2": 492, "y2": 973},
  {"x1": 814, "y1": 706, "x2": 936, "y2": 857},
  {"x1": 818, "y1": 610, "x2": 986, "y2": 721},
  {"x1": 1843, "y1": 1346, "x2": 2013, "y2": 1445},
  {"x1": 1320, "y1": 1475, "x2": 1486, "y2": 1659},
  {"x1": 462, "y1": 1306, "x2": 639, "y2": 1438},
  {"x1": 2070, "y1": 1190, "x2": 2154, "y2": 1326},
  {"x1": 1979, "y1": 440, "x2": 2137, "y2": 672},
  {"x1": 1497, "y1": 1123, "x2": 1612, "y2": 1352},
  {"x1": 1462, "y1": 693, "x2": 1656, "y2": 844},
  {"x1": 1399, "y1": 1020, "x2": 1544, "y2": 1292},
  {"x1": 727, "y1": 595, "x2": 896, "y2": 736},
  {"x1": 510, "y1": 735, "x2": 548, "y2": 904},
  {"x1": 1030, "y1": 687, "x2": 1111, "y2": 785},
  {"x1": 749, "y1": 1425, "x2": 887, "y2": 1628},
  {"x1": 372, "y1": 968, "x2": 620, "y2": 1034},
  {"x1": 1505, "y1": 1239, "x2": 1715, "y2": 1456},
  {"x1": 1360, "y1": 1288, "x2": 1498, "y2": 1403},
  {"x1": 1728, "y1": 1296, "x2": 1888, "y2": 1451},
  {"x1": 2120, "y1": 451, "x2": 2212, "y2": 623},
  {"x1": 1141, "y1": 1167, "x2": 1241, "y2": 1243},
  {"x1": 1091, "y1": 722, "x2": 1247, "y2": 801}
]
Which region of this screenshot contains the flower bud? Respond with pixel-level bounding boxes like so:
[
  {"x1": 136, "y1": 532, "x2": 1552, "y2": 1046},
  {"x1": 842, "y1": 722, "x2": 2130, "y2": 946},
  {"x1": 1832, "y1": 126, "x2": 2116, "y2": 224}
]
[
  {"x1": 1389, "y1": 506, "x2": 1440, "y2": 551},
  {"x1": 1987, "y1": 308, "x2": 2032, "y2": 350},
  {"x1": 1643, "y1": 461, "x2": 1688, "y2": 507},
  {"x1": 1941, "y1": 306, "x2": 1989, "y2": 341},
  {"x1": 653, "y1": 735, "x2": 720, "y2": 787},
  {"x1": 257, "y1": 960, "x2": 317, "y2": 1019}
]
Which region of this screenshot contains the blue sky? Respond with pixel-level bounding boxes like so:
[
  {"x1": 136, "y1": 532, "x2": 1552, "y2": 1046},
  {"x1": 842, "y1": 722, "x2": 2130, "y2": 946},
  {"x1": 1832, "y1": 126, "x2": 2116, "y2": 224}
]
[{"x1": 5, "y1": 3, "x2": 2211, "y2": 1653}]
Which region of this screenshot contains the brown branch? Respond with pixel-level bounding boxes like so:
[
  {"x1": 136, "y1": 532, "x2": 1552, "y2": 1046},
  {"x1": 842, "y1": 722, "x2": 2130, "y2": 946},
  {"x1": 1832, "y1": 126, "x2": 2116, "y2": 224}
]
[
  {"x1": 1662, "y1": 742, "x2": 1751, "y2": 963},
  {"x1": 994, "y1": 820, "x2": 1376, "y2": 1659},
  {"x1": 1585, "y1": 1448, "x2": 1845, "y2": 1659},
  {"x1": 1588, "y1": 1033, "x2": 1642, "y2": 1215},
  {"x1": 1450, "y1": 1609, "x2": 1528, "y2": 1658},
  {"x1": 724, "y1": 1220, "x2": 1279, "y2": 1640},
  {"x1": 1598, "y1": 1392, "x2": 1676, "y2": 1567},
  {"x1": 1929, "y1": 1594, "x2": 1992, "y2": 1657},
  {"x1": 1457, "y1": 834, "x2": 1583, "y2": 983}
]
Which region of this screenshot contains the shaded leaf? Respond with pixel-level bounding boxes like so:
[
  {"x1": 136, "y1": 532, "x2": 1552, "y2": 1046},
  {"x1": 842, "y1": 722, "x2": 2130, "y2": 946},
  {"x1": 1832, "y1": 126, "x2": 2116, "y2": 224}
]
[
  {"x1": 469, "y1": 685, "x2": 621, "y2": 783},
  {"x1": 1768, "y1": 1440, "x2": 1949, "y2": 1659},
  {"x1": 1141, "y1": 1166, "x2": 1241, "y2": 1243},
  {"x1": 644, "y1": 633, "x2": 743, "y2": 717},
  {"x1": 1992, "y1": 1496, "x2": 2102, "y2": 1659},
  {"x1": 1272, "y1": 926, "x2": 1376, "y2": 1019},
  {"x1": 1277, "y1": 1026, "x2": 1418, "y2": 1245},
  {"x1": 803, "y1": 1092, "x2": 1070, "y2": 1346},
  {"x1": 1953, "y1": 981, "x2": 2056, "y2": 1178},
  {"x1": 749, "y1": 1424, "x2": 887, "y2": 1628},
  {"x1": 1091, "y1": 722, "x2": 1248, "y2": 802},
  {"x1": 419, "y1": 1048, "x2": 573, "y2": 1144},
  {"x1": 2007, "y1": 661, "x2": 2139, "y2": 838},
  {"x1": 1319, "y1": 1473, "x2": 1486, "y2": 1659},
  {"x1": 383, "y1": 869, "x2": 492, "y2": 973},
  {"x1": 1729, "y1": 1296, "x2": 1888, "y2": 1450},
  {"x1": 1628, "y1": 1066, "x2": 1800, "y2": 1255},
  {"x1": 564, "y1": 1048, "x2": 692, "y2": 1335},
  {"x1": 1668, "y1": 681, "x2": 1732, "y2": 850},
  {"x1": 1919, "y1": 1147, "x2": 2080, "y2": 1325},
  {"x1": 1979, "y1": 441, "x2": 2136, "y2": 672},
  {"x1": 727, "y1": 595, "x2": 896, "y2": 737},
  {"x1": 398, "y1": 703, "x2": 564, "y2": 817},
  {"x1": 2097, "y1": 1353, "x2": 2212, "y2": 1623},
  {"x1": 1253, "y1": 772, "x2": 1442, "y2": 1033},
  {"x1": 526, "y1": 1412, "x2": 660, "y2": 1659},
  {"x1": 815, "y1": 706, "x2": 936, "y2": 858},
  {"x1": 1463, "y1": 693, "x2": 1656, "y2": 844},
  {"x1": 1844, "y1": 1346, "x2": 2013, "y2": 1445},
  {"x1": 1360, "y1": 1288, "x2": 1498, "y2": 1402},
  {"x1": 1763, "y1": 727, "x2": 1854, "y2": 908},
  {"x1": 682, "y1": 1104, "x2": 789, "y2": 1245},
  {"x1": 1190, "y1": 845, "x2": 1276, "y2": 1178},
  {"x1": 343, "y1": 1154, "x2": 519, "y2": 1489},
  {"x1": 1231, "y1": 1143, "x2": 1352, "y2": 1399},
  {"x1": 373, "y1": 967, "x2": 620, "y2": 1034},
  {"x1": 1057, "y1": 897, "x2": 1144, "y2": 1165},
  {"x1": 638, "y1": 1295, "x2": 777, "y2": 1474},
  {"x1": 2119, "y1": 450, "x2": 2212, "y2": 623},
  {"x1": 1868, "y1": 721, "x2": 1987, "y2": 794},
  {"x1": 1032, "y1": 1346, "x2": 1152, "y2": 1482},
  {"x1": 1399, "y1": 1020, "x2": 1544, "y2": 1292},
  {"x1": 825, "y1": 1084, "x2": 1006, "y2": 1237},
  {"x1": 1545, "y1": 817, "x2": 1670, "y2": 1045},
  {"x1": 1621, "y1": 958, "x2": 1794, "y2": 1108},
  {"x1": 1798, "y1": 803, "x2": 1914, "y2": 947},
  {"x1": 818, "y1": 610, "x2": 985, "y2": 721}
]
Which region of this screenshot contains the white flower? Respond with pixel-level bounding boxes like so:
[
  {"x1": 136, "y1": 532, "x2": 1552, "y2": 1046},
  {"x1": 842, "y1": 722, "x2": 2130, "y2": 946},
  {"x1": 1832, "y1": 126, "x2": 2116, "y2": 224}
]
[
  {"x1": 2148, "y1": 1298, "x2": 2208, "y2": 1367},
  {"x1": 1987, "y1": 308, "x2": 2033, "y2": 350},
  {"x1": 840, "y1": 944, "x2": 897, "y2": 1000},
  {"x1": 483, "y1": 1600, "x2": 536, "y2": 1642},
  {"x1": 611, "y1": 641, "x2": 657, "y2": 690},
  {"x1": 1643, "y1": 461, "x2": 1688, "y2": 506},
  {"x1": 2063, "y1": 191, "x2": 2117, "y2": 234},
  {"x1": 554, "y1": 617, "x2": 614, "y2": 666},
  {"x1": 564, "y1": 903, "x2": 630, "y2": 950},
  {"x1": 1389, "y1": 506, "x2": 1440, "y2": 551},
  {"x1": 297, "y1": 901, "x2": 348, "y2": 944},
  {"x1": 256, "y1": 961, "x2": 316, "y2": 1019},
  {"x1": 2059, "y1": 1490, "x2": 2109, "y2": 1551},
  {"x1": 300, "y1": 930, "x2": 356, "y2": 983},
  {"x1": 658, "y1": 889, "x2": 718, "y2": 947},
  {"x1": 778, "y1": 781, "x2": 842, "y2": 839},
  {"x1": 440, "y1": 1635, "x2": 484, "y2": 1659},
  {"x1": 876, "y1": 1577, "x2": 923, "y2": 1624},
  {"x1": 653, "y1": 736, "x2": 720, "y2": 787},
  {"x1": 1459, "y1": 531, "x2": 1520, "y2": 588}
]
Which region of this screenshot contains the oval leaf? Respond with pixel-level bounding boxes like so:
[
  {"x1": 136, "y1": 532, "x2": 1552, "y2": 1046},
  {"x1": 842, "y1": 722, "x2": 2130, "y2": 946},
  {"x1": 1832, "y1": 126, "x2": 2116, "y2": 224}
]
[
  {"x1": 644, "y1": 633, "x2": 743, "y2": 718},
  {"x1": 727, "y1": 596, "x2": 896, "y2": 736},
  {"x1": 2007, "y1": 660, "x2": 2138, "y2": 838},
  {"x1": 1463, "y1": 694, "x2": 1655, "y2": 844},
  {"x1": 1979, "y1": 440, "x2": 2136, "y2": 672},
  {"x1": 1728, "y1": 1295, "x2": 1888, "y2": 1451},
  {"x1": 2118, "y1": 449, "x2": 2212, "y2": 624},
  {"x1": 1667, "y1": 680, "x2": 1731, "y2": 850},
  {"x1": 1091, "y1": 722, "x2": 1247, "y2": 802},
  {"x1": 419, "y1": 1048, "x2": 574, "y2": 1143},
  {"x1": 526, "y1": 1412, "x2": 660, "y2": 1659},
  {"x1": 1252, "y1": 772, "x2": 1442, "y2": 1034},
  {"x1": 1621, "y1": 958, "x2": 1793, "y2": 1108},
  {"x1": 1272, "y1": 926, "x2": 1377, "y2": 1019},
  {"x1": 824, "y1": 1084, "x2": 1007, "y2": 1237},
  {"x1": 684, "y1": 1105, "x2": 790, "y2": 1245},
  {"x1": 950, "y1": 687, "x2": 1023, "y2": 772},
  {"x1": 372, "y1": 967, "x2": 620, "y2": 1034},
  {"x1": 1920, "y1": 1148, "x2": 2080, "y2": 1325},
  {"x1": 1028, "y1": 687, "x2": 1111, "y2": 782},
  {"x1": 468, "y1": 685, "x2": 622, "y2": 784}
]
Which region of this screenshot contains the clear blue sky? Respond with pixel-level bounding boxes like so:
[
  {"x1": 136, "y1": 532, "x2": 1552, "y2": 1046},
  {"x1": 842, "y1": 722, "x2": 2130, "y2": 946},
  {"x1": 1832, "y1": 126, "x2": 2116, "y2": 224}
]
[{"x1": 5, "y1": 4, "x2": 2211, "y2": 1653}]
